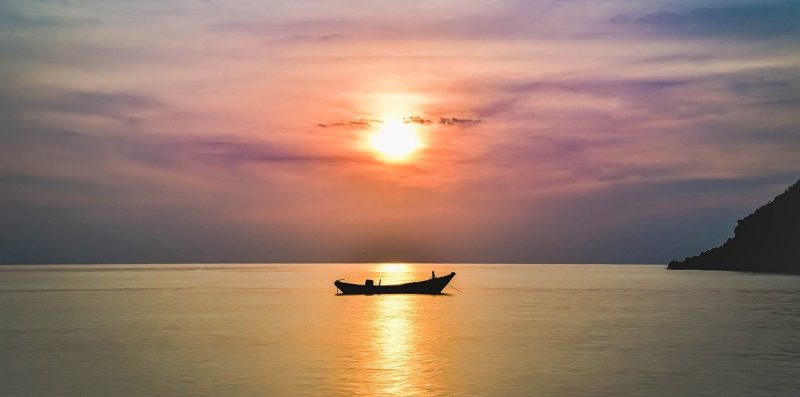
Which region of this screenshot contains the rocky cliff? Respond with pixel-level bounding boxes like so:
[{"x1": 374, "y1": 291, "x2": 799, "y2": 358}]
[{"x1": 668, "y1": 179, "x2": 800, "y2": 273}]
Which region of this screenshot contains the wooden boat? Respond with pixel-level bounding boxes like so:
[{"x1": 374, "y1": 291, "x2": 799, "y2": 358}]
[{"x1": 334, "y1": 271, "x2": 456, "y2": 295}]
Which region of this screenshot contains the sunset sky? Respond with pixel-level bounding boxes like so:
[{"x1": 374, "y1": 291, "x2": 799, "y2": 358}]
[{"x1": 2, "y1": 0, "x2": 798, "y2": 264}]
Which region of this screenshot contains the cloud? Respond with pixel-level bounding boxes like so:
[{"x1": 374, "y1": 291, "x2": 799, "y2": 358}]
[
  {"x1": 0, "y1": 85, "x2": 163, "y2": 128},
  {"x1": 166, "y1": 138, "x2": 360, "y2": 167},
  {"x1": 317, "y1": 115, "x2": 483, "y2": 127},
  {"x1": 612, "y1": 1, "x2": 800, "y2": 39},
  {"x1": 751, "y1": 97, "x2": 800, "y2": 107},
  {"x1": 316, "y1": 119, "x2": 379, "y2": 129},
  {"x1": 403, "y1": 115, "x2": 432, "y2": 125},
  {"x1": 439, "y1": 117, "x2": 482, "y2": 126},
  {"x1": 507, "y1": 79, "x2": 689, "y2": 96},
  {"x1": 0, "y1": 2, "x2": 98, "y2": 30},
  {"x1": 266, "y1": 33, "x2": 346, "y2": 45},
  {"x1": 39, "y1": 91, "x2": 162, "y2": 115},
  {"x1": 477, "y1": 78, "x2": 691, "y2": 117}
]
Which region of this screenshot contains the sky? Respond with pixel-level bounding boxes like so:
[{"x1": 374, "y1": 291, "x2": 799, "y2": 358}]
[{"x1": 1, "y1": 0, "x2": 799, "y2": 264}]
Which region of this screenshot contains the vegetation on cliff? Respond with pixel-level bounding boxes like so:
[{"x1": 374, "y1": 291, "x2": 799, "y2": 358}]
[{"x1": 668, "y1": 179, "x2": 800, "y2": 273}]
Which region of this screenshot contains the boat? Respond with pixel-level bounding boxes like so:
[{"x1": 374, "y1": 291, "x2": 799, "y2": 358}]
[{"x1": 334, "y1": 271, "x2": 456, "y2": 295}]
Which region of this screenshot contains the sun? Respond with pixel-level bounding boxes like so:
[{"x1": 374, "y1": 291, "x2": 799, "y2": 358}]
[{"x1": 367, "y1": 119, "x2": 425, "y2": 163}]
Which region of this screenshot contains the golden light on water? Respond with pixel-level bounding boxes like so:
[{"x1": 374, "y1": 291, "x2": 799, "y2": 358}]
[
  {"x1": 367, "y1": 119, "x2": 425, "y2": 163},
  {"x1": 373, "y1": 295, "x2": 416, "y2": 396},
  {"x1": 335, "y1": 264, "x2": 450, "y2": 396},
  {"x1": 377, "y1": 262, "x2": 410, "y2": 274}
]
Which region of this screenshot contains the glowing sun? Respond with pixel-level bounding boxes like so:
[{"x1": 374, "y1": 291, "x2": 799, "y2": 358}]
[{"x1": 367, "y1": 119, "x2": 425, "y2": 163}]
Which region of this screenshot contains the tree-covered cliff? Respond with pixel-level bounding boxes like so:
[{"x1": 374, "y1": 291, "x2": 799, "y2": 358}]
[{"x1": 668, "y1": 179, "x2": 800, "y2": 273}]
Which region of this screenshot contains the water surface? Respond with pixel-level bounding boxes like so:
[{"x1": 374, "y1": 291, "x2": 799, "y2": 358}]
[{"x1": 2, "y1": 264, "x2": 800, "y2": 396}]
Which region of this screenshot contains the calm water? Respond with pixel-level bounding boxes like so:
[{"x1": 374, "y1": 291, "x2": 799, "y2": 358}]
[{"x1": 2, "y1": 264, "x2": 800, "y2": 396}]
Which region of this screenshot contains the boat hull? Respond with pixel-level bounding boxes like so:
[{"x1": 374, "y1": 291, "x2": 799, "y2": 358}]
[{"x1": 334, "y1": 272, "x2": 456, "y2": 295}]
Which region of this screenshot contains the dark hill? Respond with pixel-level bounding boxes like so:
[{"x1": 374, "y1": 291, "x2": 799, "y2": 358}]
[{"x1": 668, "y1": 179, "x2": 800, "y2": 273}]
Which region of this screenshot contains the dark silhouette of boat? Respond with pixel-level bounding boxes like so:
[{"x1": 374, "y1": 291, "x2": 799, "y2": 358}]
[{"x1": 334, "y1": 271, "x2": 456, "y2": 295}]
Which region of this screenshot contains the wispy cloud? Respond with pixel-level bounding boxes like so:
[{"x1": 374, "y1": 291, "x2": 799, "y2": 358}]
[
  {"x1": 612, "y1": 1, "x2": 800, "y2": 39},
  {"x1": 438, "y1": 117, "x2": 482, "y2": 126},
  {"x1": 316, "y1": 119, "x2": 379, "y2": 129},
  {"x1": 403, "y1": 115, "x2": 433, "y2": 125},
  {"x1": 318, "y1": 115, "x2": 482, "y2": 128}
]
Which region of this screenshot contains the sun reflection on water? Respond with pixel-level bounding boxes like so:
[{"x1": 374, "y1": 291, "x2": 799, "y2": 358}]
[
  {"x1": 375, "y1": 262, "x2": 409, "y2": 273},
  {"x1": 373, "y1": 263, "x2": 416, "y2": 284},
  {"x1": 335, "y1": 264, "x2": 449, "y2": 396},
  {"x1": 373, "y1": 295, "x2": 417, "y2": 396}
]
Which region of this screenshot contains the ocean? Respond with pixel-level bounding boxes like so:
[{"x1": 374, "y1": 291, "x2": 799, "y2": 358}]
[{"x1": 2, "y1": 263, "x2": 799, "y2": 396}]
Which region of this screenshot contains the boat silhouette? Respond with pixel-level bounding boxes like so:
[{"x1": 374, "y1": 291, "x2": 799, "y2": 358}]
[{"x1": 334, "y1": 271, "x2": 456, "y2": 295}]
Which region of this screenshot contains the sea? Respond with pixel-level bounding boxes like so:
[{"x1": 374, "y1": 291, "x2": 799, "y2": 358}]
[{"x1": 2, "y1": 263, "x2": 800, "y2": 396}]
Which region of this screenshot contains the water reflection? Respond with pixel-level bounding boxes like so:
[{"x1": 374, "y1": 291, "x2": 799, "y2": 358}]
[
  {"x1": 336, "y1": 264, "x2": 447, "y2": 396},
  {"x1": 372, "y1": 295, "x2": 417, "y2": 396},
  {"x1": 376, "y1": 263, "x2": 410, "y2": 275},
  {"x1": 373, "y1": 262, "x2": 415, "y2": 284}
]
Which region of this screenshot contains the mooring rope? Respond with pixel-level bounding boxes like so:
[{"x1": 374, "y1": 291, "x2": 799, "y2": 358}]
[{"x1": 447, "y1": 284, "x2": 463, "y2": 292}]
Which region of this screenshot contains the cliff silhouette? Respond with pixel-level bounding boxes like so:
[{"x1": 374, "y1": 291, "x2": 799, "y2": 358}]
[{"x1": 668, "y1": 179, "x2": 800, "y2": 273}]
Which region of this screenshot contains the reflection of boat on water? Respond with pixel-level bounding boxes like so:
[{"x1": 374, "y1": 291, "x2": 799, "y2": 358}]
[{"x1": 334, "y1": 271, "x2": 456, "y2": 295}]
